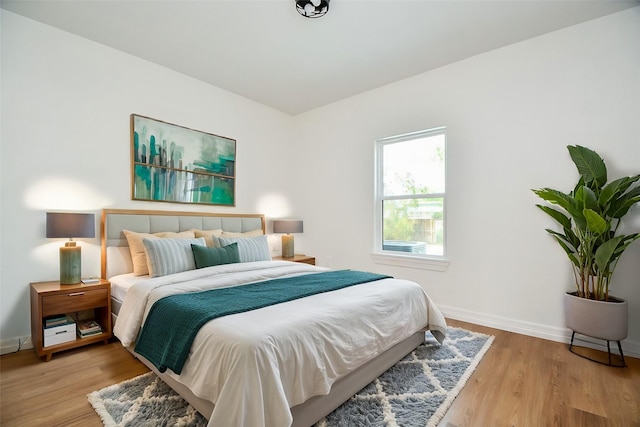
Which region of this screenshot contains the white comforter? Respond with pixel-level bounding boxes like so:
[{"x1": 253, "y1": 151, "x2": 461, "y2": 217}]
[{"x1": 113, "y1": 261, "x2": 447, "y2": 427}]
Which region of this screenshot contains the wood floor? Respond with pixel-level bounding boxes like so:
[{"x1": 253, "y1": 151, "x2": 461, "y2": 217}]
[{"x1": 1, "y1": 319, "x2": 638, "y2": 427}]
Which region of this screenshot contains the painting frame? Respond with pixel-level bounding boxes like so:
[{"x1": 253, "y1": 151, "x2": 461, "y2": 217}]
[{"x1": 130, "y1": 114, "x2": 236, "y2": 207}]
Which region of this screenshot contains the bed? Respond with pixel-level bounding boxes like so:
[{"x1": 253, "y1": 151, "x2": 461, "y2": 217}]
[{"x1": 101, "y1": 208, "x2": 447, "y2": 427}]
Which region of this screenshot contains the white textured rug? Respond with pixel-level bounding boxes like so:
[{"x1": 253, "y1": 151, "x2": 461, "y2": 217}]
[{"x1": 88, "y1": 326, "x2": 493, "y2": 427}]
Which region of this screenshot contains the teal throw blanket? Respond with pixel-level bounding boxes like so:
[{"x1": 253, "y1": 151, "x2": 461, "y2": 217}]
[{"x1": 135, "y1": 270, "x2": 391, "y2": 374}]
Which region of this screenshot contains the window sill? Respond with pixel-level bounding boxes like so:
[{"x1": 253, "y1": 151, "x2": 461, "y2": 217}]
[{"x1": 371, "y1": 253, "x2": 449, "y2": 272}]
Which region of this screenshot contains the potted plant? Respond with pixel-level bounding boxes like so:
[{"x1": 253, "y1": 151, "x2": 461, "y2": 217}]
[{"x1": 532, "y1": 145, "x2": 640, "y2": 364}]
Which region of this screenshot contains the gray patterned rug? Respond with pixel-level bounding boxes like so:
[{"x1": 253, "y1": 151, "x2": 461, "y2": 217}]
[{"x1": 88, "y1": 327, "x2": 493, "y2": 427}]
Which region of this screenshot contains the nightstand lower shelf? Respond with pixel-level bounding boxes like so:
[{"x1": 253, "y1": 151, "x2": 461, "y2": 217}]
[{"x1": 40, "y1": 332, "x2": 111, "y2": 361}]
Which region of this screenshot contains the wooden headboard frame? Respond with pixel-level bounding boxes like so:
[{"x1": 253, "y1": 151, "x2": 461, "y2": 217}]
[{"x1": 100, "y1": 208, "x2": 266, "y2": 279}]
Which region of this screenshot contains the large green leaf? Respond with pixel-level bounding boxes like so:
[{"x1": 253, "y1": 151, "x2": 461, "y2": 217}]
[
  {"x1": 535, "y1": 205, "x2": 571, "y2": 229},
  {"x1": 608, "y1": 185, "x2": 640, "y2": 218},
  {"x1": 573, "y1": 176, "x2": 586, "y2": 196},
  {"x1": 594, "y1": 236, "x2": 623, "y2": 271},
  {"x1": 549, "y1": 234, "x2": 579, "y2": 267},
  {"x1": 595, "y1": 234, "x2": 640, "y2": 271},
  {"x1": 583, "y1": 209, "x2": 608, "y2": 235},
  {"x1": 546, "y1": 225, "x2": 580, "y2": 250},
  {"x1": 575, "y1": 185, "x2": 599, "y2": 211},
  {"x1": 532, "y1": 188, "x2": 585, "y2": 228},
  {"x1": 614, "y1": 235, "x2": 637, "y2": 261},
  {"x1": 532, "y1": 188, "x2": 573, "y2": 211},
  {"x1": 546, "y1": 229, "x2": 576, "y2": 248},
  {"x1": 568, "y1": 145, "x2": 607, "y2": 189},
  {"x1": 600, "y1": 176, "x2": 639, "y2": 208},
  {"x1": 563, "y1": 227, "x2": 580, "y2": 249},
  {"x1": 599, "y1": 177, "x2": 624, "y2": 208}
]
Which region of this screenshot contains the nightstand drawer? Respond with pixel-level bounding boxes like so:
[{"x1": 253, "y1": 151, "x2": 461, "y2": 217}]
[
  {"x1": 42, "y1": 289, "x2": 108, "y2": 317},
  {"x1": 43, "y1": 322, "x2": 76, "y2": 347}
]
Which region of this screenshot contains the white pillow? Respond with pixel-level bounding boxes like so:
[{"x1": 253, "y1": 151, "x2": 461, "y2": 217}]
[
  {"x1": 142, "y1": 237, "x2": 206, "y2": 277},
  {"x1": 216, "y1": 235, "x2": 271, "y2": 262}
]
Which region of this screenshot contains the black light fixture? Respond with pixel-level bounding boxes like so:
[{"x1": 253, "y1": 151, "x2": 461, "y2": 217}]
[{"x1": 296, "y1": 0, "x2": 330, "y2": 18}]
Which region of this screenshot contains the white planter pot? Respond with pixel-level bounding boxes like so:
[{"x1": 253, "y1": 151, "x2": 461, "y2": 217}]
[{"x1": 564, "y1": 292, "x2": 628, "y2": 341}]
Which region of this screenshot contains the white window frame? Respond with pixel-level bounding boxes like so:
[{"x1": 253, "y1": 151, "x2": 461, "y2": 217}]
[{"x1": 372, "y1": 127, "x2": 449, "y2": 272}]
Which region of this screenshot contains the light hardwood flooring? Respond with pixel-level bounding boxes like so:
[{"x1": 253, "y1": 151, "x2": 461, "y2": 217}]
[{"x1": 1, "y1": 319, "x2": 638, "y2": 427}]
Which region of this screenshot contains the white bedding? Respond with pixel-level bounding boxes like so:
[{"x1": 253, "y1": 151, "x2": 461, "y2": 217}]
[
  {"x1": 113, "y1": 260, "x2": 447, "y2": 427},
  {"x1": 109, "y1": 272, "x2": 147, "y2": 302}
]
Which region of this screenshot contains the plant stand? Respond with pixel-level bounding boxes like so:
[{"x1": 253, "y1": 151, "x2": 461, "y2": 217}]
[
  {"x1": 564, "y1": 293, "x2": 628, "y2": 367},
  {"x1": 569, "y1": 331, "x2": 626, "y2": 368}
]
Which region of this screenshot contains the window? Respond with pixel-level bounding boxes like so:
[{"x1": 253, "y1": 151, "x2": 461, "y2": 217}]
[{"x1": 373, "y1": 127, "x2": 448, "y2": 270}]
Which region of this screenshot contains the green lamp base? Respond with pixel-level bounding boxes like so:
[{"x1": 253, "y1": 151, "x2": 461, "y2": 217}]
[{"x1": 60, "y1": 242, "x2": 81, "y2": 285}]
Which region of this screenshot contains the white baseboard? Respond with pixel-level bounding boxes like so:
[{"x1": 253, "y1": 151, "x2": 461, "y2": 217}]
[
  {"x1": 439, "y1": 305, "x2": 640, "y2": 359},
  {"x1": 0, "y1": 339, "x2": 19, "y2": 355},
  {"x1": 0, "y1": 336, "x2": 34, "y2": 356}
]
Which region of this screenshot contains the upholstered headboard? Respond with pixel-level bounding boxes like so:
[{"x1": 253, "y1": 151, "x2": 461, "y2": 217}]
[{"x1": 101, "y1": 208, "x2": 265, "y2": 279}]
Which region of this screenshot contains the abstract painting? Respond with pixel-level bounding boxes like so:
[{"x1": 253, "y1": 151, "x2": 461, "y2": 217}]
[{"x1": 131, "y1": 114, "x2": 236, "y2": 206}]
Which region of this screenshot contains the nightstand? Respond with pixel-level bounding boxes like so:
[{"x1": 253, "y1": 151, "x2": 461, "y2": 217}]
[
  {"x1": 30, "y1": 279, "x2": 112, "y2": 361},
  {"x1": 273, "y1": 254, "x2": 316, "y2": 265}
]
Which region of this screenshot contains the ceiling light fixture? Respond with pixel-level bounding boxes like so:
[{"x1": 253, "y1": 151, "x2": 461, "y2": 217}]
[{"x1": 295, "y1": 0, "x2": 330, "y2": 18}]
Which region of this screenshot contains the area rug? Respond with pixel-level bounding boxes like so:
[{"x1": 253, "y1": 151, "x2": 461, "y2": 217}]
[{"x1": 88, "y1": 326, "x2": 493, "y2": 427}]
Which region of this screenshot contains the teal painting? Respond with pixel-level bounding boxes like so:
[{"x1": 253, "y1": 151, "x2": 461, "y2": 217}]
[{"x1": 131, "y1": 115, "x2": 236, "y2": 206}]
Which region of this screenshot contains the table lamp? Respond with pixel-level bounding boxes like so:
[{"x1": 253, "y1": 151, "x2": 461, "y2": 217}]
[
  {"x1": 273, "y1": 219, "x2": 303, "y2": 258},
  {"x1": 46, "y1": 212, "x2": 95, "y2": 284}
]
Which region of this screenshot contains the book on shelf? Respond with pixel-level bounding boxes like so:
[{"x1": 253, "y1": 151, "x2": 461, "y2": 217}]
[
  {"x1": 81, "y1": 277, "x2": 101, "y2": 284},
  {"x1": 44, "y1": 315, "x2": 74, "y2": 329},
  {"x1": 78, "y1": 329, "x2": 103, "y2": 338},
  {"x1": 77, "y1": 320, "x2": 102, "y2": 337}
]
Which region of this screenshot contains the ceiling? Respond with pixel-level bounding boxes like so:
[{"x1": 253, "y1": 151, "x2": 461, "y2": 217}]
[{"x1": 2, "y1": 0, "x2": 638, "y2": 115}]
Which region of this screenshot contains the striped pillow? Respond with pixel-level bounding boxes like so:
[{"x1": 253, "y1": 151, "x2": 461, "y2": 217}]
[
  {"x1": 142, "y1": 237, "x2": 206, "y2": 277},
  {"x1": 216, "y1": 235, "x2": 271, "y2": 262},
  {"x1": 123, "y1": 229, "x2": 196, "y2": 276}
]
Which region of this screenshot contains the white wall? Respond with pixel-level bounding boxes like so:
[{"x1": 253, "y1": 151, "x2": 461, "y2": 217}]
[
  {"x1": 293, "y1": 7, "x2": 640, "y2": 354},
  {"x1": 2, "y1": 7, "x2": 639, "y2": 356},
  {"x1": 0, "y1": 10, "x2": 296, "y2": 347}
]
